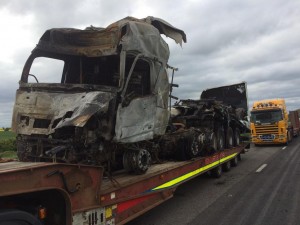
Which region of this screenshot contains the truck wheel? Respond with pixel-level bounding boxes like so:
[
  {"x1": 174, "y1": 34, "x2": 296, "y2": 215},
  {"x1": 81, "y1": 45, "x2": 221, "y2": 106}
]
[
  {"x1": 211, "y1": 165, "x2": 222, "y2": 178},
  {"x1": 226, "y1": 127, "x2": 233, "y2": 148},
  {"x1": 210, "y1": 132, "x2": 218, "y2": 152},
  {"x1": 233, "y1": 128, "x2": 240, "y2": 146},
  {"x1": 0, "y1": 210, "x2": 43, "y2": 225},
  {"x1": 231, "y1": 156, "x2": 238, "y2": 167},
  {"x1": 186, "y1": 135, "x2": 200, "y2": 159},
  {"x1": 123, "y1": 149, "x2": 151, "y2": 174},
  {"x1": 288, "y1": 130, "x2": 293, "y2": 143},
  {"x1": 222, "y1": 161, "x2": 231, "y2": 172},
  {"x1": 285, "y1": 131, "x2": 291, "y2": 146},
  {"x1": 217, "y1": 129, "x2": 225, "y2": 151}
]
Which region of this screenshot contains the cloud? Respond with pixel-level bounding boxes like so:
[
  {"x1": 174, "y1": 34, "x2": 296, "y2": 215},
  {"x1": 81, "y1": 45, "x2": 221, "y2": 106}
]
[{"x1": 0, "y1": 0, "x2": 300, "y2": 126}]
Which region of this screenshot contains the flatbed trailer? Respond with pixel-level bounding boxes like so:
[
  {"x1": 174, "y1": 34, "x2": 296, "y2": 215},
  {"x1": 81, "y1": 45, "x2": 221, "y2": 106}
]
[{"x1": 0, "y1": 144, "x2": 246, "y2": 225}]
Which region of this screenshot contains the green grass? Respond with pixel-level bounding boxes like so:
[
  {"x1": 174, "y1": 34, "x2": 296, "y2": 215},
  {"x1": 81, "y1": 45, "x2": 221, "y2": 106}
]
[
  {"x1": 0, "y1": 151, "x2": 17, "y2": 159},
  {"x1": 0, "y1": 131, "x2": 16, "y2": 140},
  {"x1": 0, "y1": 131, "x2": 17, "y2": 154}
]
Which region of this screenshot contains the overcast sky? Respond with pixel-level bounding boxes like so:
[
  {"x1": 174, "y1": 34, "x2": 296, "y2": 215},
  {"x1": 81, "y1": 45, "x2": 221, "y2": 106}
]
[{"x1": 0, "y1": 0, "x2": 299, "y2": 127}]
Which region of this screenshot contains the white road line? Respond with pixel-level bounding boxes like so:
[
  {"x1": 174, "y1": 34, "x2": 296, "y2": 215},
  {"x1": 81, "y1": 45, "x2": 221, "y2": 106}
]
[
  {"x1": 256, "y1": 164, "x2": 268, "y2": 173},
  {"x1": 282, "y1": 146, "x2": 287, "y2": 150}
]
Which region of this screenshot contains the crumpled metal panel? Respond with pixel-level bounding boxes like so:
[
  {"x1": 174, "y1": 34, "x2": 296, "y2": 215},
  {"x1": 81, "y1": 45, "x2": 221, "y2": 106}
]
[
  {"x1": 12, "y1": 90, "x2": 114, "y2": 135},
  {"x1": 201, "y1": 82, "x2": 248, "y2": 114},
  {"x1": 35, "y1": 16, "x2": 186, "y2": 61},
  {"x1": 115, "y1": 95, "x2": 156, "y2": 143},
  {"x1": 119, "y1": 20, "x2": 170, "y2": 65}
]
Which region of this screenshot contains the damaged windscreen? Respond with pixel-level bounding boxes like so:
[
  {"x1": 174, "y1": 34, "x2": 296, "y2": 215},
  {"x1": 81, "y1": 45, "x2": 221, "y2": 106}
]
[{"x1": 24, "y1": 52, "x2": 121, "y2": 88}]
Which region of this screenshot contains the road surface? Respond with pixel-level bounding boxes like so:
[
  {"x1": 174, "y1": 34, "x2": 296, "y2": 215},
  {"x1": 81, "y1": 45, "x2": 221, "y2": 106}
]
[{"x1": 128, "y1": 138, "x2": 300, "y2": 225}]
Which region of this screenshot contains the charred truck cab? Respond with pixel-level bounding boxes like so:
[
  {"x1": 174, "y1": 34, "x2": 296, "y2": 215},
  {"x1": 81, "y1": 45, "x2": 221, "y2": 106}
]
[{"x1": 12, "y1": 17, "x2": 186, "y2": 174}]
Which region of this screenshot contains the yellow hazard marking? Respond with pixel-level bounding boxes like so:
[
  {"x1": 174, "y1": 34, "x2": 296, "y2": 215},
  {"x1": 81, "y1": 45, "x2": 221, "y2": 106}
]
[
  {"x1": 152, "y1": 153, "x2": 238, "y2": 191},
  {"x1": 220, "y1": 153, "x2": 238, "y2": 163}
]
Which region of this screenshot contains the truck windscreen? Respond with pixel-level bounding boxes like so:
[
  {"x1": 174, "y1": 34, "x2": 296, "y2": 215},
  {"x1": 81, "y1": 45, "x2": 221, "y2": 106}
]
[{"x1": 250, "y1": 109, "x2": 283, "y2": 124}]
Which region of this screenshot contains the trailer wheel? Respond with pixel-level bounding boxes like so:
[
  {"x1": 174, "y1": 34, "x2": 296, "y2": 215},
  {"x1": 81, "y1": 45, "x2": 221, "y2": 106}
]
[
  {"x1": 226, "y1": 127, "x2": 233, "y2": 148},
  {"x1": 211, "y1": 165, "x2": 222, "y2": 178},
  {"x1": 231, "y1": 156, "x2": 238, "y2": 167},
  {"x1": 123, "y1": 149, "x2": 151, "y2": 174},
  {"x1": 0, "y1": 209, "x2": 43, "y2": 225},
  {"x1": 222, "y1": 161, "x2": 231, "y2": 172},
  {"x1": 233, "y1": 128, "x2": 240, "y2": 146}
]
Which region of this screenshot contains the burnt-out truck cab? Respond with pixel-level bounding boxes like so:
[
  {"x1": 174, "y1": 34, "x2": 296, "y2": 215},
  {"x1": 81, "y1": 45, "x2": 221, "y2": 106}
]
[{"x1": 12, "y1": 17, "x2": 186, "y2": 174}]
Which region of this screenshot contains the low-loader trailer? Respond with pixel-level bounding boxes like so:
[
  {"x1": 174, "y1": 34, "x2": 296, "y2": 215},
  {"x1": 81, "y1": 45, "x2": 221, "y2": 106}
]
[
  {"x1": 0, "y1": 16, "x2": 250, "y2": 224},
  {"x1": 0, "y1": 144, "x2": 247, "y2": 225}
]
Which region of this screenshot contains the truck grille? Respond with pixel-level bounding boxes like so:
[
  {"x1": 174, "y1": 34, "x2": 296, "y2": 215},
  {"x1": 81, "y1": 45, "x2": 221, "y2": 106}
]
[{"x1": 255, "y1": 124, "x2": 279, "y2": 135}]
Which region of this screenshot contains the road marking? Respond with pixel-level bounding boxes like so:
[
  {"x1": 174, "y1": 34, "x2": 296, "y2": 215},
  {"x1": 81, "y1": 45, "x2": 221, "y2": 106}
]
[
  {"x1": 256, "y1": 164, "x2": 267, "y2": 173},
  {"x1": 282, "y1": 146, "x2": 287, "y2": 150}
]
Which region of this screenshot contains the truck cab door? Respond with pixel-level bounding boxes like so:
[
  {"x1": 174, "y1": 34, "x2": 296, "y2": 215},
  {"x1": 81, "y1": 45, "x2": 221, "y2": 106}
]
[{"x1": 114, "y1": 57, "x2": 156, "y2": 143}]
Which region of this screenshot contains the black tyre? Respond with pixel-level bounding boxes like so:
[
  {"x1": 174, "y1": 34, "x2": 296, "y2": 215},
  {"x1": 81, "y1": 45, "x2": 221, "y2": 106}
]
[
  {"x1": 233, "y1": 128, "x2": 241, "y2": 146},
  {"x1": 288, "y1": 130, "x2": 293, "y2": 143},
  {"x1": 226, "y1": 127, "x2": 233, "y2": 148},
  {"x1": 186, "y1": 135, "x2": 200, "y2": 159},
  {"x1": 211, "y1": 165, "x2": 222, "y2": 178},
  {"x1": 0, "y1": 210, "x2": 43, "y2": 225},
  {"x1": 123, "y1": 149, "x2": 151, "y2": 174},
  {"x1": 231, "y1": 156, "x2": 238, "y2": 167},
  {"x1": 210, "y1": 132, "x2": 218, "y2": 152},
  {"x1": 222, "y1": 161, "x2": 231, "y2": 172}
]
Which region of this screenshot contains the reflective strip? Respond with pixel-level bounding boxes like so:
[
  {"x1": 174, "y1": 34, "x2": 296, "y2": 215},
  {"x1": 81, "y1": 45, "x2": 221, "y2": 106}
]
[
  {"x1": 220, "y1": 153, "x2": 238, "y2": 163},
  {"x1": 152, "y1": 153, "x2": 237, "y2": 191}
]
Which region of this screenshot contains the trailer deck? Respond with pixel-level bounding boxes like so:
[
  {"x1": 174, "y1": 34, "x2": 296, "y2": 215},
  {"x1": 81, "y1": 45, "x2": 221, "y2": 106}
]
[
  {"x1": 0, "y1": 145, "x2": 246, "y2": 225},
  {"x1": 99, "y1": 146, "x2": 245, "y2": 224}
]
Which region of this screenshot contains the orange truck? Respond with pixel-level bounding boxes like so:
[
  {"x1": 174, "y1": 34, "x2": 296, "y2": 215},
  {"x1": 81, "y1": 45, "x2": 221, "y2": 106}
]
[{"x1": 250, "y1": 99, "x2": 293, "y2": 145}]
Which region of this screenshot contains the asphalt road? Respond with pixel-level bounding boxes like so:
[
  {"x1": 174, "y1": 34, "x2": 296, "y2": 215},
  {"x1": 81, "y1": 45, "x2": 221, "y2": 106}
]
[{"x1": 128, "y1": 138, "x2": 300, "y2": 225}]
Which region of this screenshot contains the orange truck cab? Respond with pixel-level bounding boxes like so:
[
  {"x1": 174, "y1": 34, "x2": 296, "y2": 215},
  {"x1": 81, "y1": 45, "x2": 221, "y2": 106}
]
[{"x1": 250, "y1": 99, "x2": 292, "y2": 145}]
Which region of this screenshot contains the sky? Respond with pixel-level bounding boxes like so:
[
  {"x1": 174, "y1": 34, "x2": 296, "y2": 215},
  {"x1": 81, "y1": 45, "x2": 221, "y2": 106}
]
[{"x1": 0, "y1": 0, "x2": 299, "y2": 127}]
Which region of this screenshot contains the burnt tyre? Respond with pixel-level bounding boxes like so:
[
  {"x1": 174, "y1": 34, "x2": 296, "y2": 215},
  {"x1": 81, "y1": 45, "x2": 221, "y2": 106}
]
[
  {"x1": 226, "y1": 127, "x2": 233, "y2": 148},
  {"x1": 209, "y1": 132, "x2": 218, "y2": 152},
  {"x1": 217, "y1": 128, "x2": 225, "y2": 151},
  {"x1": 233, "y1": 128, "x2": 241, "y2": 146},
  {"x1": 231, "y1": 156, "x2": 238, "y2": 167},
  {"x1": 186, "y1": 135, "x2": 201, "y2": 159},
  {"x1": 123, "y1": 149, "x2": 151, "y2": 174},
  {"x1": 222, "y1": 161, "x2": 231, "y2": 172}
]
